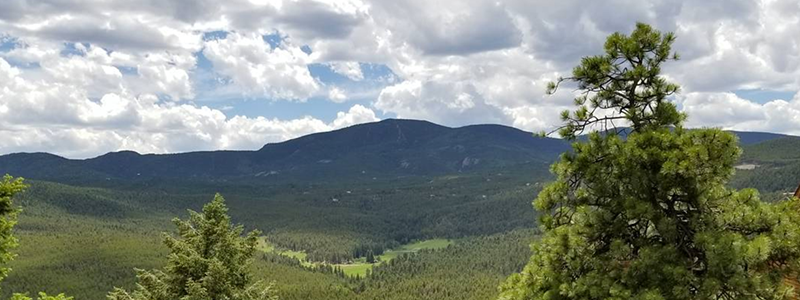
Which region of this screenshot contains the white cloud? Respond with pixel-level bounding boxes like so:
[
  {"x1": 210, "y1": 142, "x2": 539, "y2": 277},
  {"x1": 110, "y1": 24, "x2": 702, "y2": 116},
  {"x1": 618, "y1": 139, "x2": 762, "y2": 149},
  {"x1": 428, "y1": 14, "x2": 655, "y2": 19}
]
[
  {"x1": 681, "y1": 92, "x2": 767, "y2": 129},
  {"x1": 328, "y1": 61, "x2": 363, "y2": 81},
  {"x1": 681, "y1": 92, "x2": 800, "y2": 135},
  {"x1": 505, "y1": 106, "x2": 569, "y2": 134},
  {"x1": 0, "y1": 55, "x2": 379, "y2": 158},
  {"x1": 375, "y1": 79, "x2": 510, "y2": 126},
  {"x1": 328, "y1": 87, "x2": 348, "y2": 102},
  {"x1": 368, "y1": 0, "x2": 522, "y2": 56},
  {"x1": 2, "y1": 0, "x2": 800, "y2": 157},
  {"x1": 331, "y1": 104, "x2": 379, "y2": 128},
  {"x1": 202, "y1": 32, "x2": 320, "y2": 101},
  {"x1": 218, "y1": 104, "x2": 377, "y2": 151},
  {"x1": 2, "y1": 38, "x2": 196, "y2": 101}
]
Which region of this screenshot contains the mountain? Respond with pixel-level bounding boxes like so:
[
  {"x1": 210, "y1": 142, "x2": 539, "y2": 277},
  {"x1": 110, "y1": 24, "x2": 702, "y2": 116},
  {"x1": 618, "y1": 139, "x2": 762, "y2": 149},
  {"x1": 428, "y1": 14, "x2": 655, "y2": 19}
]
[
  {"x1": 589, "y1": 127, "x2": 789, "y2": 146},
  {"x1": 0, "y1": 119, "x2": 794, "y2": 184},
  {"x1": 729, "y1": 131, "x2": 792, "y2": 145},
  {"x1": 0, "y1": 119, "x2": 570, "y2": 183}
]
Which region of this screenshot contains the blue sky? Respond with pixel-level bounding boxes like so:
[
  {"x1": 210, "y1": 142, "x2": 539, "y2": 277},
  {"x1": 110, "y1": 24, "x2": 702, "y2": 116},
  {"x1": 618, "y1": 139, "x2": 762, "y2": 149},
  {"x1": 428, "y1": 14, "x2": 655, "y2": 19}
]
[
  {"x1": 733, "y1": 89, "x2": 797, "y2": 105},
  {"x1": 187, "y1": 30, "x2": 401, "y2": 122},
  {"x1": 0, "y1": 0, "x2": 799, "y2": 158},
  {"x1": 192, "y1": 34, "x2": 398, "y2": 121}
]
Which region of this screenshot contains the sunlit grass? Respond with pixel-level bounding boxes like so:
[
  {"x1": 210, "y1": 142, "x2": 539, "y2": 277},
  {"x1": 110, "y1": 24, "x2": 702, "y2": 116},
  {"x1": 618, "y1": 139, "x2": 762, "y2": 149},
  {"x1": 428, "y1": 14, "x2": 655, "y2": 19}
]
[{"x1": 259, "y1": 236, "x2": 454, "y2": 277}]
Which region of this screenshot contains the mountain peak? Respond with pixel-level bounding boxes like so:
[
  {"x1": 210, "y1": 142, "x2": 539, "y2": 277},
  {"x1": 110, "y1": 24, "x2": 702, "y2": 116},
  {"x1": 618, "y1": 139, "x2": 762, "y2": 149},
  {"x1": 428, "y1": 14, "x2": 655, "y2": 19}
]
[{"x1": 92, "y1": 150, "x2": 142, "y2": 159}]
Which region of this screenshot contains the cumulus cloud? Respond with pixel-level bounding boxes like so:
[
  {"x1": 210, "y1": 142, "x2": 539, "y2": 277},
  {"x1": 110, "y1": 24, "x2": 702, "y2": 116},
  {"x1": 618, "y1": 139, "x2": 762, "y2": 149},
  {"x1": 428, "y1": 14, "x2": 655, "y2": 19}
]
[
  {"x1": 328, "y1": 87, "x2": 348, "y2": 103},
  {"x1": 681, "y1": 93, "x2": 767, "y2": 129},
  {"x1": 369, "y1": 0, "x2": 522, "y2": 56},
  {"x1": 0, "y1": 55, "x2": 378, "y2": 158},
  {"x1": 682, "y1": 92, "x2": 800, "y2": 135},
  {"x1": 366, "y1": 0, "x2": 800, "y2": 135},
  {"x1": 375, "y1": 80, "x2": 510, "y2": 126},
  {"x1": 217, "y1": 104, "x2": 377, "y2": 152},
  {"x1": 328, "y1": 61, "x2": 363, "y2": 81},
  {"x1": 2, "y1": 0, "x2": 800, "y2": 157},
  {"x1": 273, "y1": 0, "x2": 367, "y2": 40},
  {"x1": 331, "y1": 104, "x2": 379, "y2": 128},
  {"x1": 202, "y1": 32, "x2": 320, "y2": 101}
]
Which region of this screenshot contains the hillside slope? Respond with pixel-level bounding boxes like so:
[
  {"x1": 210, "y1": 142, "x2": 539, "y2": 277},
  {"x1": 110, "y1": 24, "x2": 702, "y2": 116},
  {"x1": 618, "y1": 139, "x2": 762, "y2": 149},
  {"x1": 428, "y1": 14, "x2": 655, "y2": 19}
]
[{"x1": 730, "y1": 136, "x2": 800, "y2": 195}]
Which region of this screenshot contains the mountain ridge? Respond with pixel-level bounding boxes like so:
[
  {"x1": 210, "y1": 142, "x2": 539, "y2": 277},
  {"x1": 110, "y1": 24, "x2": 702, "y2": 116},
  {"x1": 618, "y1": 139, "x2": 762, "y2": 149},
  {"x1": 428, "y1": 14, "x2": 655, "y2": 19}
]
[
  {"x1": 0, "y1": 119, "x2": 568, "y2": 182},
  {"x1": 0, "y1": 119, "x2": 794, "y2": 183}
]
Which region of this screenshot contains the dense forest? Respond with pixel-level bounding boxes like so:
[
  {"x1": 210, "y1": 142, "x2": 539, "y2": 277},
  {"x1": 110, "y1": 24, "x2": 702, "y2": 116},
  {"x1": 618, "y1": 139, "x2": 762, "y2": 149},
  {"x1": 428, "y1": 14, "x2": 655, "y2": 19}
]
[
  {"x1": 0, "y1": 132, "x2": 797, "y2": 299},
  {"x1": 0, "y1": 161, "x2": 551, "y2": 299}
]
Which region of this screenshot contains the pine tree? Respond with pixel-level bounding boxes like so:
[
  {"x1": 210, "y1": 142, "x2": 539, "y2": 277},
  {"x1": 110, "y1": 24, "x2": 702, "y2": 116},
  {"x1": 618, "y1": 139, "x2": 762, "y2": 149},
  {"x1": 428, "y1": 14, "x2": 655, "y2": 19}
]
[
  {"x1": 108, "y1": 193, "x2": 278, "y2": 300},
  {"x1": 499, "y1": 23, "x2": 800, "y2": 300},
  {"x1": 366, "y1": 250, "x2": 376, "y2": 264}
]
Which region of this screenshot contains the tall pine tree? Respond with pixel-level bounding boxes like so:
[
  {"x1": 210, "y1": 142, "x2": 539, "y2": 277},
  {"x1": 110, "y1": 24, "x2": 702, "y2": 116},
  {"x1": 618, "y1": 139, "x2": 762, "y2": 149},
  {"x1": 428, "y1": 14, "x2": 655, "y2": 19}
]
[{"x1": 499, "y1": 23, "x2": 800, "y2": 300}]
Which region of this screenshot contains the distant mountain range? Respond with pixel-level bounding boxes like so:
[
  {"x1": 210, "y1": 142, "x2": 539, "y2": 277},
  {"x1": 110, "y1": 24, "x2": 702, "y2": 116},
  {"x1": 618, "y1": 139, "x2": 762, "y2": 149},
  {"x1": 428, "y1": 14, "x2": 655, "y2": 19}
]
[
  {"x1": 0, "y1": 119, "x2": 568, "y2": 182},
  {"x1": 0, "y1": 119, "x2": 795, "y2": 183}
]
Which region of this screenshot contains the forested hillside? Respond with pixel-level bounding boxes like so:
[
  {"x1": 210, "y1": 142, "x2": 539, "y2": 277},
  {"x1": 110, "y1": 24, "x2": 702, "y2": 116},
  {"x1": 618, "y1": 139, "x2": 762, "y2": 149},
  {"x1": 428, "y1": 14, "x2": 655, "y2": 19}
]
[
  {"x1": 0, "y1": 165, "x2": 548, "y2": 299},
  {"x1": 730, "y1": 136, "x2": 800, "y2": 198},
  {"x1": 0, "y1": 119, "x2": 797, "y2": 300}
]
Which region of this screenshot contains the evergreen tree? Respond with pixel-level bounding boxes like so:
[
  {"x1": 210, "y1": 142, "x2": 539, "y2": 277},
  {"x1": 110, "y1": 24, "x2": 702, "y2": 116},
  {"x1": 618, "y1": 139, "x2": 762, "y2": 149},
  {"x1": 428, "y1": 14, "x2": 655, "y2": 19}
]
[
  {"x1": 108, "y1": 193, "x2": 278, "y2": 300},
  {"x1": 366, "y1": 250, "x2": 375, "y2": 264},
  {"x1": 499, "y1": 23, "x2": 800, "y2": 300}
]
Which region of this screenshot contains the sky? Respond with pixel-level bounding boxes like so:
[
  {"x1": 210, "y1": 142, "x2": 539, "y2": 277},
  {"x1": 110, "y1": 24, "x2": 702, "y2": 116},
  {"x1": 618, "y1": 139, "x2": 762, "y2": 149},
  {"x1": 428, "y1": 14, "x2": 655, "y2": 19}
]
[{"x1": 1, "y1": 0, "x2": 799, "y2": 158}]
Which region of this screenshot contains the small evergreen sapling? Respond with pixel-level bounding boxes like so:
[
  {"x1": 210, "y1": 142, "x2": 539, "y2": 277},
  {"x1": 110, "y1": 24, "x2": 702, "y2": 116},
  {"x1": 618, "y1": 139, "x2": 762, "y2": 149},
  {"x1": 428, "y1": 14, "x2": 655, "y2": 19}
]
[{"x1": 108, "y1": 193, "x2": 278, "y2": 300}]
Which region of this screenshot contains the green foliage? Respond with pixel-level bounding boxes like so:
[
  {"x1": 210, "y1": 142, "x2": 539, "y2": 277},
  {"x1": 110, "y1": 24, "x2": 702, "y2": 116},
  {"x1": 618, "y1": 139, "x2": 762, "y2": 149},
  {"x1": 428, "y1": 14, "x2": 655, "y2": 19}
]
[
  {"x1": 547, "y1": 22, "x2": 683, "y2": 140},
  {"x1": 0, "y1": 168, "x2": 545, "y2": 299},
  {"x1": 729, "y1": 137, "x2": 800, "y2": 198},
  {"x1": 10, "y1": 292, "x2": 72, "y2": 300},
  {"x1": 365, "y1": 250, "x2": 375, "y2": 264},
  {"x1": 0, "y1": 130, "x2": 794, "y2": 300},
  {"x1": 0, "y1": 180, "x2": 170, "y2": 299},
  {"x1": 500, "y1": 23, "x2": 800, "y2": 300},
  {"x1": 0, "y1": 175, "x2": 74, "y2": 299},
  {"x1": 0, "y1": 175, "x2": 25, "y2": 285},
  {"x1": 360, "y1": 230, "x2": 536, "y2": 300},
  {"x1": 740, "y1": 137, "x2": 800, "y2": 163},
  {"x1": 108, "y1": 194, "x2": 277, "y2": 300},
  {"x1": 250, "y1": 230, "x2": 537, "y2": 300}
]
